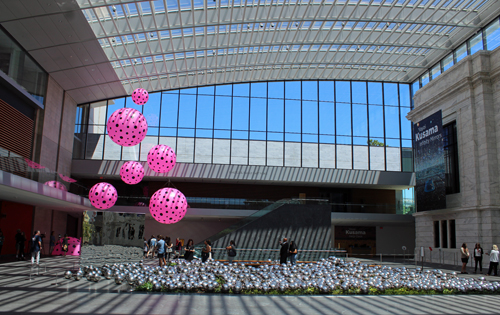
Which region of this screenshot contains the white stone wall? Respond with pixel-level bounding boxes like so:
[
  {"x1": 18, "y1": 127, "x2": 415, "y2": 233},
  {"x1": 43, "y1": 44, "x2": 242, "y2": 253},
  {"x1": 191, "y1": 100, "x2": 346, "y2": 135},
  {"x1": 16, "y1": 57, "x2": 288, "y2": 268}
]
[{"x1": 409, "y1": 50, "x2": 500, "y2": 265}]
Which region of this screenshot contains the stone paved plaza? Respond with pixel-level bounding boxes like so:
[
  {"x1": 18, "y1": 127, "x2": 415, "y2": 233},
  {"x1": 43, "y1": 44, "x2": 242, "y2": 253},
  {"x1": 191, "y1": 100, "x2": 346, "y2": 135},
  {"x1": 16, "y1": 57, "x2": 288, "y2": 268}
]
[{"x1": 1, "y1": 256, "x2": 500, "y2": 315}]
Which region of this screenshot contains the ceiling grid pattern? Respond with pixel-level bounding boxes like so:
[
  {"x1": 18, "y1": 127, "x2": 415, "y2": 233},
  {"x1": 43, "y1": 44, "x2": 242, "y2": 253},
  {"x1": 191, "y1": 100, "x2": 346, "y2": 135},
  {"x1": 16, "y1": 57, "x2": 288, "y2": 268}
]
[
  {"x1": 76, "y1": 0, "x2": 500, "y2": 95},
  {"x1": 0, "y1": 0, "x2": 499, "y2": 103}
]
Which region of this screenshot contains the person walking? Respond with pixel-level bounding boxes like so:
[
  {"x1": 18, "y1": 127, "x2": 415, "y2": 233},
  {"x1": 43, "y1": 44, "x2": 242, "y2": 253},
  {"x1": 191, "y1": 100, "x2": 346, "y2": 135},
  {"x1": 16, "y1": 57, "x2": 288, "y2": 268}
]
[
  {"x1": 156, "y1": 235, "x2": 165, "y2": 267},
  {"x1": 0, "y1": 231, "x2": 4, "y2": 255},
  {"x1": 184, "y1": 239, "x2": 195, "y2": 261},
  {"x1": 148, "y1": 235, "x2": 157, "y2": 259},
  {"x1": 165, "y1": 236, "x2": 173, "y2": 263},
  {"x1": 19, "y1": 231, "x2": 26, "y2": 260},
  {"x1": 486, "y1": 245, "x2": 499, "y2": 276},
  {"x1": 143, "y1": 237, "x2": 149, "y2": 259},
  {"x1": 460, "y1": 243, "x2": 470, "y2": 274},
  {"x1": 226, "y1": 240, "x2": 237, "y2": 264},
  {"x1": 49, "y1": 231, "x2": 55, "y2": 256},
  {"x1": 201, "y1": 240, "x2": 211, "y2": 263},
  {"x1": 279, "y1": 238, "x2": 289, "y2": 265},
  {"x1": 474, "y1": 243, "x2": 484, "y2": 273},
  {"x1": 15, "y1": 229, "x2": 24, "y2": 260},
  {"x1": 31, "y1": 230, "x2": 42, "y2": 266},
  {"x1": 289, "y1": 240, "x2": 298, "y2": 265}
]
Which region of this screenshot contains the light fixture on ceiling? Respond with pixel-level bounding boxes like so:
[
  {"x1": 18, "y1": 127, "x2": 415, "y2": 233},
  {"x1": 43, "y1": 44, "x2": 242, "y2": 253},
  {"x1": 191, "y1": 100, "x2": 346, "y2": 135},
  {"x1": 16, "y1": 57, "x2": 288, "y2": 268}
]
[
  {"x1": 111, "y1": 38, "x2": 116, "y2": 43},
  {"x1": 271, "y1": 23, "x2": 275, "y2": 27},
  {"x1": 112, "y1": 5, "x2": 116, "y2": 12},
  {"x1": 260, "y1": 23, "x2": 264, "y2": 28},
  {"x1": 295, "y1": 22, "x2": 299, "y2": 27},
  {"x1": 150, "y1": 32, "x2": 155, "y2": 38}
]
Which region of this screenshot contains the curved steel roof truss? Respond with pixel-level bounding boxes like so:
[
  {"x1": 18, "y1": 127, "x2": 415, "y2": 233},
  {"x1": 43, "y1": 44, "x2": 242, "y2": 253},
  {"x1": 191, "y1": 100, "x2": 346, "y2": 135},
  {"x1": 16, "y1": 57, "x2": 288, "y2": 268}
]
[{"x1": 76, "y1": 0, "x2": 500, "y2": 93}]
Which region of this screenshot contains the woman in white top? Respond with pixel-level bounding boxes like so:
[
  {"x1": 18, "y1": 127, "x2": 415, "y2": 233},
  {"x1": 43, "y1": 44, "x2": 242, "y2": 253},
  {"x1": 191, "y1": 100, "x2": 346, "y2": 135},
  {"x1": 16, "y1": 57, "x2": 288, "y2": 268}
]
[{"x1": 486, "y1": 244, "x2": 499, "y2": 276}]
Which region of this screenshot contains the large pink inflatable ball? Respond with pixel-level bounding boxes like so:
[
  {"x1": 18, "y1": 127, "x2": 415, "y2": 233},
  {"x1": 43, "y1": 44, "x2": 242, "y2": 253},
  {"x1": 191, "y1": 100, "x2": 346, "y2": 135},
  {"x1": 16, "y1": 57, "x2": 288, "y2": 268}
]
[
  {"x1": 89, "y1": 182, "x2": 118, "y2": 210},
  {"x1": 24, "y1": 158, "x2": 45, "y2": 169},
  {"x1": 120, "y1": 161, "x2": 145, "y2": 185},
  {"x1": 58, "y1": 173, "x2": 77, "y2": 183},
  {"x1": 44, "y1": 181, "x2": 67, "y2": 191},
  {"x1": 149, "y1": 188, "x2": 187, "y2": 224},
  {"x1": 147, "y1": 144, "x2": 177, "y2": 173},
  {"x1": 52, "y1": 237, "x2": 81, "y2": 256},
  {"x1": 106, "y1": 108, "x2": 148, "y2": 147},
  {"x1": 131, "y1": 88, "x2": 149, "y2": 105}
]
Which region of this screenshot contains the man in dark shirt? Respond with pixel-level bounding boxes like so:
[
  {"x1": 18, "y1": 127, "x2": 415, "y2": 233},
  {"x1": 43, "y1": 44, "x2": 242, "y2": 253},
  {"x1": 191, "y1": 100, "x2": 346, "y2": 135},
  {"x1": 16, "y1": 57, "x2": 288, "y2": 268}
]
[
  {"x1": 15, "y1": 229, "x2": 23, "y2": 260},
  {"x1": 279, "y1": 238, "x2": 289, "y2": 265},
  {"x1": 31, "y1": 230, "x2": 42, "y2": 265}
]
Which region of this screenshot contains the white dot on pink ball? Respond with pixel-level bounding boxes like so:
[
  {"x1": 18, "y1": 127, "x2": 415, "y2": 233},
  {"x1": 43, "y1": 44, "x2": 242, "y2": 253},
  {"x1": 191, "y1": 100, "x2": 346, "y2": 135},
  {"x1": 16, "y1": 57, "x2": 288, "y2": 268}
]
[
  {"x1": 89, "y1": 182, "x2": 118, "y2": 210},
  {"x1": 106, "y1": 108, "x2": 148, "y2": 147},
  {"x1": 120, "y1": 161, "x2": 144, "y2": 185},
  {"x1": 147, "y1": 144, "x2": 176, "y2": 173},
  {"x1": 149, "y1": 188, "x2": 187, "y2": 224}
]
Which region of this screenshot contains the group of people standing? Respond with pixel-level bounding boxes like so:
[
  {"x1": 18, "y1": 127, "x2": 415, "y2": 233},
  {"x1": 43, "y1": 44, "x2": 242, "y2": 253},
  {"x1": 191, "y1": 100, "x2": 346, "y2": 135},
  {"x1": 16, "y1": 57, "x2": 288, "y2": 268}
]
[
  {"x1": 279, "y1": 238, "x2": 298, "y2": 265},
  {"x1": 144, "y1": 235, "x2": 239, "y2": 265},
  {"x1": 460, "y1": 243, "x2": 499, "y2": 276}
]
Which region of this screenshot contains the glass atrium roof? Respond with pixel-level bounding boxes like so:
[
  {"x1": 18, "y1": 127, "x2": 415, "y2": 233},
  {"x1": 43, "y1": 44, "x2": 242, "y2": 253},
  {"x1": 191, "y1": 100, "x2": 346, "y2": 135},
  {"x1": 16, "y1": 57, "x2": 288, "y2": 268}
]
[{"x1": 35, "y1": 0, "x2": 500, "y2": 95}]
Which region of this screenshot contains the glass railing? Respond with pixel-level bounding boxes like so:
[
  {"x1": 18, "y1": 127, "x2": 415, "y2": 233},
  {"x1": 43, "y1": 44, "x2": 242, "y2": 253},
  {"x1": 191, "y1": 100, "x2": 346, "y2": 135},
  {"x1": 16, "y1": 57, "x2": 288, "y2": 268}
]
[
  {"x1": 189, "y1": 247, "x2": 347, "y2": 262},
  {"x1": 0, "y1": 146, "x2": 86, "y2": 192},
  {"x1": 70, "y1": 191, "x2": 410, "y2": 214}
]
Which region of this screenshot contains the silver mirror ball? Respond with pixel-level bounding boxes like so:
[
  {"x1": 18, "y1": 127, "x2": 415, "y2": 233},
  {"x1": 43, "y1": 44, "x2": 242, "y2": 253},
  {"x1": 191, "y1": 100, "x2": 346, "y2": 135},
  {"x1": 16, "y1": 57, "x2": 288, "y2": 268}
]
[{"x1": 66, "y1": 257, "x2": 500, "y2": 294}]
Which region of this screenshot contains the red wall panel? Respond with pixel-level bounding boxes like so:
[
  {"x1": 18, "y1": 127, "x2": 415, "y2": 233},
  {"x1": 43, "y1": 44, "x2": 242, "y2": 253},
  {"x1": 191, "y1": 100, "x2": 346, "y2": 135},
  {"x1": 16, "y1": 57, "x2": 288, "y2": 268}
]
[{"x1": 0, "y1": 201, "x2": 33, "y2": 255}]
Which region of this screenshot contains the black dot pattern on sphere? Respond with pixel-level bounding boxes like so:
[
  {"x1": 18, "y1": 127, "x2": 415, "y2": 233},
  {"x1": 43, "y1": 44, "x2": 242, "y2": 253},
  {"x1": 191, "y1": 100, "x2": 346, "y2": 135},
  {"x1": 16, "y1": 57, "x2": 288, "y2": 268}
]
[
  {"x1": 89, "y1": 182, "x2": 117, "y2": 210},
  {"x1": 106, "y1": 108, "x2": 148, "y2": 147},
  {"x1": 147, "y1": 144, "x2": 177, "y2": 173},
  {"x1": 132, "y1": 88, "x2": 149, "y2": 105},
  {"x1": 149, "y1": 188, "x2": 187, "y2": 224},
  {"x1": 120, "y1": 161, "x2": 144, "y2": 185}
]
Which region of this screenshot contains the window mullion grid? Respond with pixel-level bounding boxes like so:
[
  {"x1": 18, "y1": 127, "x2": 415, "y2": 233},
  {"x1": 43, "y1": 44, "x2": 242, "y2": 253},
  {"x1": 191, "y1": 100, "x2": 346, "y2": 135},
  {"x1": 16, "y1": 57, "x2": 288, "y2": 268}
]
[
  {"x1": 398, "y1": 83, "x2": 402, "y2": 172},
  {"x1": 175, "y1": 90, "x2": 180, "y2": 162},
  {"x1": 366, "y1": 81, "x2": 370, "y2": 170},
  {"x1": 317, "y1": 80, "x2": 320, "y2": 168},
  {"x1": 382, "y1": 83, "x2": 387, "y2": 171},
  {"x1": 334, "y1": 80, "x2": 337, "y2": 169},
  {"x1": 350, "y1": 81, "x2": 354, "y2": 170},
  {"x1": 211, "y1": 90, "x2": 216, "y2": 164},
  {"x1": 193, "y1": 88, "x2": 199, "y2": 162}
]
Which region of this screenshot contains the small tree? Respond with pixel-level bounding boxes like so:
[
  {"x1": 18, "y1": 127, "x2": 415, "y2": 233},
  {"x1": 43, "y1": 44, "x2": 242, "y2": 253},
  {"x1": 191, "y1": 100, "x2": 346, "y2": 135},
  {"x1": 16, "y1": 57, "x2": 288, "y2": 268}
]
[{"x1": 368, "y1": 139, "x2": 386, "y2": 147}]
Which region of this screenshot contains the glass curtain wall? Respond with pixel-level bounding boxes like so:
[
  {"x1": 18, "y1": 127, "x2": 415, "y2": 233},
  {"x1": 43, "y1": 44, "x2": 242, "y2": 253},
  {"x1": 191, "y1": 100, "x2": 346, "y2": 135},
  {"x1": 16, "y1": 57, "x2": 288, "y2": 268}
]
[
  {"x1": 0, "y1": 27, "x2": 48, "y2": 104},
  {"x1": 412, "y1": 16, "x2": 500, "y2": 93},
  {"x1": 74, "y1": 80, "x2": 413, "y2": 172}
]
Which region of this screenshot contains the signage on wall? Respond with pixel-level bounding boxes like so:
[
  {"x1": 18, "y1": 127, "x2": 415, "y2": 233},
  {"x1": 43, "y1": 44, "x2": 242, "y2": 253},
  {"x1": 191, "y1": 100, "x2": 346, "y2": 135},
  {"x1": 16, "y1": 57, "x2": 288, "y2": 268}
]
[
  {"x1": 414, "y1": 110, "x2": 446, "y2": 212},
  {"x1": 334, "y1": 226, "x2": 376, "y2": 240}
]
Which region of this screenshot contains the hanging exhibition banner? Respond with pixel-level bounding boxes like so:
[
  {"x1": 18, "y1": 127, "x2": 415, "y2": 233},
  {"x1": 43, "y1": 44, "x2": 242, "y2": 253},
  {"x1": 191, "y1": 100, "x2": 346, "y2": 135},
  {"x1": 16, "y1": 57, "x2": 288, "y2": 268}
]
[{"x1": 414, "y1": 110, "x2": 446, "y2": 212}]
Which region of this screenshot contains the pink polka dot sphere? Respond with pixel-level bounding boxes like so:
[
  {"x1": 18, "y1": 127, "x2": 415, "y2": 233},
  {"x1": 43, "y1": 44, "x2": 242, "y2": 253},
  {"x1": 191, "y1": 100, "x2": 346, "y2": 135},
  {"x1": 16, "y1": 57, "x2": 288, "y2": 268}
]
[
  {"x1": 44, "y1": 181, "x2": 67, "y2": 191},
  {"x1": 149, "y1": 188, "x2": 187, "y2": 224},
  {"x1": 89, "y1": 182, "x2": 118, "y2": 210},
  {"x1": 131, "y1": 88, "x2": 149, "y2": 105},
  {"x1": 106, "y1": 108, "x2": 148, "y2": 147},
  {"x1": 147, "y1": 144, "x2": 176, "y2": 173},
  {"x1": 120, "y1": 161, "x2": 145, "y2": 185}
]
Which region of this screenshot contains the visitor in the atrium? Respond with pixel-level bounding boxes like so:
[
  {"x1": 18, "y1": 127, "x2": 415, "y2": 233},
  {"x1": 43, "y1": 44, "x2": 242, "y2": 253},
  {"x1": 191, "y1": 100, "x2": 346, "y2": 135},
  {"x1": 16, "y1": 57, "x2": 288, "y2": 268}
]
[{"x1": 460, "y1": 243, "x2": 470, "y2": 274}]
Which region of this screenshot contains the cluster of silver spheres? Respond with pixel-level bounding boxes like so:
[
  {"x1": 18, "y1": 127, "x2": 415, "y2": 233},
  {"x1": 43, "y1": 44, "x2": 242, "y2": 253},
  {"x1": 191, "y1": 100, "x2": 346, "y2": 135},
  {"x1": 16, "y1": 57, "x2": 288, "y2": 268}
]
[{"x1": 63, "y1": 257, "x2": 500, "y2": 294}]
